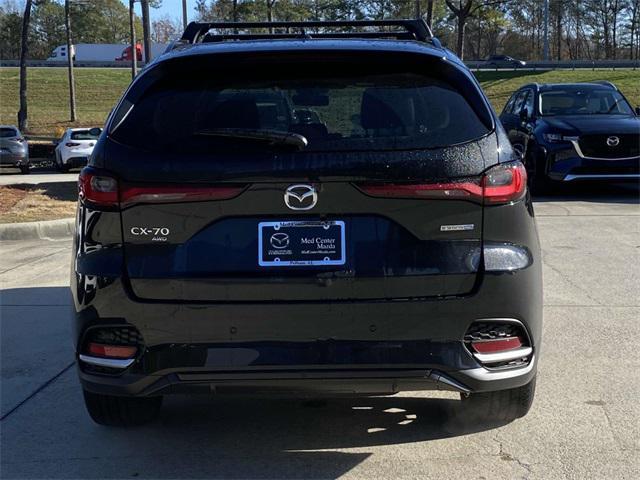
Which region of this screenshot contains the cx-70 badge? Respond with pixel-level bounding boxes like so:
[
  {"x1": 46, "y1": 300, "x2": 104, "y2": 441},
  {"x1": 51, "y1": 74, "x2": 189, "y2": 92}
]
[{"x1": 284, "y1": 184, "x2": 317, "y2": 210}]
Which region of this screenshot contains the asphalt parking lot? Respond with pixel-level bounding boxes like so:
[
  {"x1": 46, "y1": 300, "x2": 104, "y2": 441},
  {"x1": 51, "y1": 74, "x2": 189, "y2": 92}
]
[{"x1": 1, "y1": 183, "x2": 639, "y2": 479}]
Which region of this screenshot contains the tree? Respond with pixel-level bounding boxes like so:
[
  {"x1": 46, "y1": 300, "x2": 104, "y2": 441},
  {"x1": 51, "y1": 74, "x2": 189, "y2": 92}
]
[
  {"x1": 18, "y1": 0, "x2": 33, "y2": 131},
  {"x1": 152, "y1": 15, "x2": 180, "y2": 42},
  {"x1": 445, "y1": 1, "x2": 510, "y2": 59},
  {"x1": 0, "y1": 8, "x2": 22, "y2": 60},
  {"x1": 30, "y1": 0, "x2": 66, "y2": 59}
]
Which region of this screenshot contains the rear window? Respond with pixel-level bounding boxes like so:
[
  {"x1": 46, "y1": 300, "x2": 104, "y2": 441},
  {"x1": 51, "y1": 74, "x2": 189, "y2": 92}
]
[
  {"x1": 111, "y1": 53, "x2": 492, "y2": 154},
  {"x1": 71, "y1": 130, "x2": 100, "y2": 140},
  {"x1": 0, "y1": 128, "x2": 18, "y2": 138}
]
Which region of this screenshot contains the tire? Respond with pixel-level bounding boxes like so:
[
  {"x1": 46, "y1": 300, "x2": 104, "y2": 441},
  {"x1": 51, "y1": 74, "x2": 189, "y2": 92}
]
[
  {"x1": 461, "y1": 376, "x2": 536, "y2": 423},
  {"x1": 20, "y1": 165, "x2": 29, "y2": 174},
  {"x1": 82, "y1": 389, "x2": 162, "y2": 426},
  {"x1": 525, "y1": 147, "x2": 554, "y2": 194},
  {"x1": 56, "y1": 152, "x2": 68, "y2": 173}
]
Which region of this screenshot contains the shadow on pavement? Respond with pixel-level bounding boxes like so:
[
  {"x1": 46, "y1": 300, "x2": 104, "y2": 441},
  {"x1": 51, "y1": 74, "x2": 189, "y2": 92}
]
[
  {"x1": 2, "y1": 291, "x2": 512, "y2": 478},
  {"x1": 0, "y1": 181, "x2": 77, "y2": 201},
  {"x1": 70, "y1": 395, "x2": 510, "y2": 479}
]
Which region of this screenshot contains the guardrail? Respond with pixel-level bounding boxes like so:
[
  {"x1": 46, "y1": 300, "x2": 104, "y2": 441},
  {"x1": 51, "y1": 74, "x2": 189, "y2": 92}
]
[
  {"x1": 0, "y1": 60, "x2": 146, "y2": 68},
  {"x1": 467, "y1": 59, "x2": 639, "y2": 70},
  {"x1": 1, "y1": 59, "x2": 639, "y2": 69}
]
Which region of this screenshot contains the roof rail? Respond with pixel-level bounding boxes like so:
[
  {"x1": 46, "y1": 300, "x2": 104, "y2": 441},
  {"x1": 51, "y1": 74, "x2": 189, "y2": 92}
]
[
  {"x1": 592, "y1": 80, "x2": 617, "y2": 89},
  {"x1": 179, "y1": 20, "x2": 438, "y2": 46}
]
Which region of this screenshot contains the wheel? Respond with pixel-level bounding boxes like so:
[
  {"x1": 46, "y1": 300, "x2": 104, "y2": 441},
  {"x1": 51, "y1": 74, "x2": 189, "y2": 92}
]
[
  {"x1": 20, "y1": 164, "x2": 29, "y2": 174},
  {"x1": 461, "y1": 376, "x2": 536, "y2": 423},
  {"x1": 82, "y1": 389, "x2": 162, "y2": 426},
  {"x1": 525, "y1": 147, "x2": 555, "y2": 194},
  {"x1": 55, "y1": 152, "x2": 69, "y2": 172}
]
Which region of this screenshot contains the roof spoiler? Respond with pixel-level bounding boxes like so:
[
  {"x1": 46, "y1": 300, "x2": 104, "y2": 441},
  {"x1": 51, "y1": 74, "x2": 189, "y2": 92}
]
[{"x1": 178, "y1": 20, "x2": 441, "y2": 48}]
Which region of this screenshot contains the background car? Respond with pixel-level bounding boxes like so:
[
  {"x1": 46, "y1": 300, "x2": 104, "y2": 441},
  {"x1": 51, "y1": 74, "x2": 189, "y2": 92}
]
[
  {"x1": 0, "y1": 125, "x2": 29, "y2": 174},
  {"x1": 499, "y1": 81, "x2": 640, "y2": 191},
  {"x1": 54, "y1": 127, "x2": 101, "y2": 172},
  {"x1": 486, "y1": 54, "x2": 526, "y2": 68}
]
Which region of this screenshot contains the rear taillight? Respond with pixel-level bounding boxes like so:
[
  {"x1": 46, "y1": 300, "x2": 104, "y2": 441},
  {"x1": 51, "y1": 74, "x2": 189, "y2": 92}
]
[
  {"x1": 65, "y1": 142, "x2": 81, "y2": 147},
  {"x1": 78, "y1": 167, "x2": 245, "y2": 209},
  {"x1": 119, "y1": 184, "x2": 244, "y2": 207},
  {"x1": 356, "y1": 162, "x2": 527, "y2": 205},
  {"x1": 79, "y1": 169, "x2": 119, "y2": 207},
  {"x1": 482, "y1": 162, "x2": 527, "y2": 204}
]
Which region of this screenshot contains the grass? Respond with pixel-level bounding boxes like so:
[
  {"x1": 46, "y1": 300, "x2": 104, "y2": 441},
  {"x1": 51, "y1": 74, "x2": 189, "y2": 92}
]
[
  {"x1": 474, "y1": 69, "x2": 640, "y2": 113},
  {"x1": 0, "y1": 183, "x2": 77, "y2": 223},
  {"x1": 1, "y1": 67, "x2": 639, "y2": 136},
  {"x1": 0, "y1": 67, "x2": 131, "y2": 136}
]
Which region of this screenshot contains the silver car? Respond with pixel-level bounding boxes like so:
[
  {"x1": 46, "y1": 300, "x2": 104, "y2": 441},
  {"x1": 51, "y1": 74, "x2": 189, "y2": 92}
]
[{"x1": 0, "y1": 125, "x2": 29, "y2": 174}]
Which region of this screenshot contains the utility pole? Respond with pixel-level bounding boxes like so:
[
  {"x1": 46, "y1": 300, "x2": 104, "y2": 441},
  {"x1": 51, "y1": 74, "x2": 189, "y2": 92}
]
[
  {"x1": 426, "y1": 0, "x2": 434, "y2": 30},
  {"x1": 18, "y1": 0, "x2": 33, "y2": 131},
  {"x1": 141, "y1": 0, "x2": 152, "y2": 63},
  {"x1": 415, "y1": 0, "x2": 421, "y2": 19},
  {"x1": 64, "y1": 0, "x2": 77, "y2": 122},
  {"x1": 129, "y1": 0, "x2": 137, "y2": 80},
  {"x1": 543, "y1": 0, "x2": 550, "y2": 61},
  {"x1": 182, "y1": 0, "x2": 188, "y2": 30}
]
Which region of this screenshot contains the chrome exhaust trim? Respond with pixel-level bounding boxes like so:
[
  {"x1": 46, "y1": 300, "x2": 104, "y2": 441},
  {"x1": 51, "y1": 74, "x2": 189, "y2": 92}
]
[
  {"x1": 472, "y1": 346, "x2": 533, "y2": 364},
  {"x1": 427, "y1": 371, "x2": 471, "y2": 394},
  {"x1": 78, "y1": 354, "x2": 135, "y2": 369}
]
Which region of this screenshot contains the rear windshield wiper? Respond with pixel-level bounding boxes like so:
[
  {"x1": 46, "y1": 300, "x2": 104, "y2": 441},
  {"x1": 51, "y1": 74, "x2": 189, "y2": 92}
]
[{"x1": 193, "y1": 128, "x2": 308, "y2": 150}]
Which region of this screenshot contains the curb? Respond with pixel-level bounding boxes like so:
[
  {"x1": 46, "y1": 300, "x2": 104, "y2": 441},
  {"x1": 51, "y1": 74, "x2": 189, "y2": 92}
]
[{"x1": 0, "y1": 218, "x2": 75, "y2": 241}]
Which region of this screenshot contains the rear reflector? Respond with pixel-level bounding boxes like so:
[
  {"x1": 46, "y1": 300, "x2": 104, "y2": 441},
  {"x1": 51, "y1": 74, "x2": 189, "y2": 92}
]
[
  {"x1": 87, "y1": 342, "x2": 137, "y2": 359},
  {"x1": 356, "y1": 161, "x2": 527, "y2": 205},
  {"x1": 471, "y1": 337, "x2": 522, "y2": 354}
]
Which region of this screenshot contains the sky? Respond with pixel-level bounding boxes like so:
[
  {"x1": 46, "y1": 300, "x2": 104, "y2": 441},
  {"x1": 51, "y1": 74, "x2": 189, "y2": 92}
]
[{"x1": 120, "y1": 0, "x2": 198, "y2": 23}]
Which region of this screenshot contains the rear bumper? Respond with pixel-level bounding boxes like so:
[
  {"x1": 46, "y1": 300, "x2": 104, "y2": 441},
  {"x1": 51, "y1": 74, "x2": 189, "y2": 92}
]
[
  {"x1": 63, "y1": 156, "x2": 89, "y2": 168},
  {"x1": 0, "y1": 152, "x2": 28, "y2": 166},
  {"x1": 73, "y1": 267, "x2": 542, "y2": 397}
]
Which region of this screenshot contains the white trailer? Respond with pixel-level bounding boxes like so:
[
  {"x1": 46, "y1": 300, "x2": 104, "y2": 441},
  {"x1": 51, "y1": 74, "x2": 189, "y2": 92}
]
[{"x1": 46, "y1": 44, "x2": 128, "y2": 62}]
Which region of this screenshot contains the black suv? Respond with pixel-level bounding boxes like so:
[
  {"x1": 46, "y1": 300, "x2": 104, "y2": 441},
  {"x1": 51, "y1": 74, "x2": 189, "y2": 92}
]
[
  {"x1": 500, "y1": 82, "x2": 640, "y2": 190},
  {"x1": 72, "y1": 20, "x2": 542, "y2": 426}
]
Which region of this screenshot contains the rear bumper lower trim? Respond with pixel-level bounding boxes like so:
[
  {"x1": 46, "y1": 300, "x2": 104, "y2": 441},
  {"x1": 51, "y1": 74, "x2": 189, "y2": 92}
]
[
  {"x1": 472, "y1": 346, "x2": 533, "y2": 364},
  {"x1": 78, "y1": 354, "x2": 135, "y2": 369}
]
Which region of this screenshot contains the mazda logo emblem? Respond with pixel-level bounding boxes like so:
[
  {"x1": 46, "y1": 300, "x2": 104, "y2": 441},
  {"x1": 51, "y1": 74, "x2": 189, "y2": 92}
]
[
  {"x1": 284, "y1": 184, "x2": 317, "y2": 210},
  {"x1": 606, "y1": 136, "x2": 620, "y2": 147},
  {"x1": 269, "y1": 232, "x2": 290, "y2": 249}
]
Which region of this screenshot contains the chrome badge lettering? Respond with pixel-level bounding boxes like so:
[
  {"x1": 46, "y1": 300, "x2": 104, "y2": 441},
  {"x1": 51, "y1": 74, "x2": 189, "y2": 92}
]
[{"x1": 440, "y1": 224, "x2": 475, "y2": 232}]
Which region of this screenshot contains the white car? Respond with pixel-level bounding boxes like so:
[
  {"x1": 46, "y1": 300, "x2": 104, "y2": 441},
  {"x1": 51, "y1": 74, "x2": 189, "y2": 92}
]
[{"x1": 54, "y1": 127, "x2": 101, "y2": 172}]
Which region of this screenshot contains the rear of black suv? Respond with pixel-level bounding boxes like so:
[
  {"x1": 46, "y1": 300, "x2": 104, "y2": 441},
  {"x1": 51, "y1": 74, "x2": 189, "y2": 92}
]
[{"x1": 71, "y1": 21, "x2": 542, "y2": 426}]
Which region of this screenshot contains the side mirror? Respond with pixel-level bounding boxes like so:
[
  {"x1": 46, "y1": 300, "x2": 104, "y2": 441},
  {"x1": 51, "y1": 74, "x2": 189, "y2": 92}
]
[
  {"x1": 89, "y1": 127, "x2": 102, "y2": 137},
  {"x1": 635, "y1": 106, "x2": 640, "y2": 116},
  {"x1": 52, "y1": 139, "x2": 59, "y2": 146}
]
